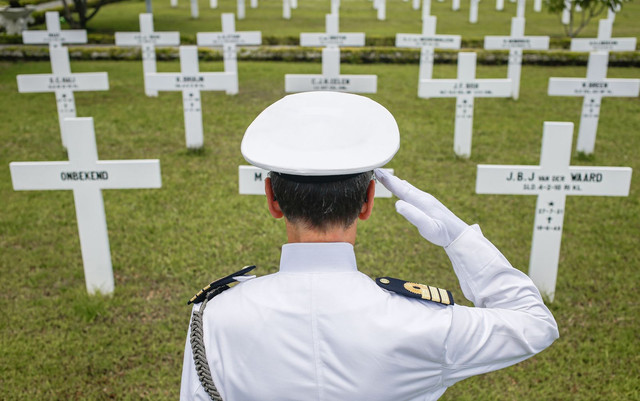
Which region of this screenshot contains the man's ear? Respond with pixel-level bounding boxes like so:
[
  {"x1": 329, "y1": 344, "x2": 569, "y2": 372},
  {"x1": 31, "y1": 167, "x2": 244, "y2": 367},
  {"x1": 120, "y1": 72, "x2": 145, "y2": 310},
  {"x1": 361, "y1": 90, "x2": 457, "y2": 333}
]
[
  {"x1": 358, "y1": 180, "x2": 376, "y2": 221},
  {"x1": 265, "y1": 178, "x2": 284, "y2": 219}
]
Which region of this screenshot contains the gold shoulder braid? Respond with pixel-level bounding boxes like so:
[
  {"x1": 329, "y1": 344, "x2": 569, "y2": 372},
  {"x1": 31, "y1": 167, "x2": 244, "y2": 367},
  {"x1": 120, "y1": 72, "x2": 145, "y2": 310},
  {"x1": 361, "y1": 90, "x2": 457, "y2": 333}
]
[
  {"x1": 376, "y1": 276, "x2": 454, "y2": 306},
  {"x1": 188, "y1": 266, "x2": 257, "y2": 401}
]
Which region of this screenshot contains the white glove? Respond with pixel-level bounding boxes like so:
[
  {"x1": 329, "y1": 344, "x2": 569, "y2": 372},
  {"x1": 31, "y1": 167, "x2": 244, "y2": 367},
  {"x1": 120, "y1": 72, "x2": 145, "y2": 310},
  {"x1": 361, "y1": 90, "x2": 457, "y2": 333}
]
[{"x1": 375, "y1": 169, "x2": 469, "y2": 247}]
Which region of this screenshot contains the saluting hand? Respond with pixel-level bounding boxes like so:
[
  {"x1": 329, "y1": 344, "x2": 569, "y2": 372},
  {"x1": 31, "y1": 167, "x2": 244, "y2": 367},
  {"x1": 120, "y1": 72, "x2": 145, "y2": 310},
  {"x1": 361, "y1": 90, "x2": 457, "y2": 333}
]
[{"x1": 375, "y1": 169, "x2": 469, "y2": 247}]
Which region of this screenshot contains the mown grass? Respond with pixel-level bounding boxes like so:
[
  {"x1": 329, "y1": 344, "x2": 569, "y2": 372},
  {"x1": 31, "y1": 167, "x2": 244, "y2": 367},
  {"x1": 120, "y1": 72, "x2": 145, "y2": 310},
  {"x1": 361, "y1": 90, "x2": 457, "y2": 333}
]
[
  {"x1": 21, "y1": 0, "x2": 640, "y2": 40},
  {"x1": 1, "y1": 59, "x2": 639, "y2": 399}
]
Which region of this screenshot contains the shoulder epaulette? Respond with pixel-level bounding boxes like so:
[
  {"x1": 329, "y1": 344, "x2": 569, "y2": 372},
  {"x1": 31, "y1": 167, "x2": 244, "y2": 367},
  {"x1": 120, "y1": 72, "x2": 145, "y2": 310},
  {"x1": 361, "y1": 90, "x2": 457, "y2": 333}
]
[
  {"x1": 187, "y1": 265, "x2": 257, "y2": 305},
  {"x1": 376, "y1": 276, "x2": 454, "y2": 306}
]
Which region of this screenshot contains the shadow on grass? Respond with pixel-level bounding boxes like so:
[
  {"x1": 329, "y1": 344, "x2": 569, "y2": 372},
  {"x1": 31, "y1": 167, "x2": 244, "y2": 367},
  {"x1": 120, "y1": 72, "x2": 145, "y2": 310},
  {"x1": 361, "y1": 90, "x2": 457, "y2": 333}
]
[{"x1": 185, "y1": 147, "x2": 206, "y2": 156}]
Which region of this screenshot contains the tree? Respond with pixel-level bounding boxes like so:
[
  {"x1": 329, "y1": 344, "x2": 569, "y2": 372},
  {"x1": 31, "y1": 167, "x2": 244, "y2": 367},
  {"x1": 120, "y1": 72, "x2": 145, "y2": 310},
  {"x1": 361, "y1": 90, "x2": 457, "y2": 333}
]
[
  {"x1": 546, "y1": 0, "x2": 630, "y2": 37},
  {"x1": 59, "y1": 0, "x2": 107, "y2": 29}
]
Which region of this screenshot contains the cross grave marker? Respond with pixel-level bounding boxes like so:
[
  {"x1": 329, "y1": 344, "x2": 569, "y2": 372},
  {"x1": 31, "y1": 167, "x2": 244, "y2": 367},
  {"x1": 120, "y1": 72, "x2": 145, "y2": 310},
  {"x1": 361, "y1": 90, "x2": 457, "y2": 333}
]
[
  {"x1": 419, "y1": 52, "x2": 511, "y2": 157},
  {"x1": 484, "y1": 17, "x2": 549, "y2": 99},
  {"x1": 16, "y1": 47, "x2": 109, "y2": 148},
  {"x1": 396, "y1": 16, "x2": 461, "y2": 85},
  {"x1": 476, "y1": 121, "x2": 632, "y2": 301},
  {"x1": 146, "y1": 46, "x2": 237, "y2": 149},
  {"x1": 22, "y1": 11, "x2": 86, "y2": 50},
  {"x1": 469, "y1": 0, "x2": 480, "y2": 23},
  {"x1": 548, "y1": 52, "x2": 639, "y2": 154},
  {"x1": 115, "y1": 13, "x2": 180, "y2": 97},
  {"x1": 285, "y1": 14, "x2": 376, "y2": 93},
  {"x1": 373, "y1": 0, "x2": 386, "y2": 20},
  {"x1": 197, "y1": 13, "x2": 261, "y2": 95},
  {"x1": 9, "y1": 117, "x2": 162, "y2": 295},
  {"x1": 570, "y1": 18, "x2": 636, "y2": 54},
  {"x1": 190, "y1": 0, "x2": 199, "y2": 18}
]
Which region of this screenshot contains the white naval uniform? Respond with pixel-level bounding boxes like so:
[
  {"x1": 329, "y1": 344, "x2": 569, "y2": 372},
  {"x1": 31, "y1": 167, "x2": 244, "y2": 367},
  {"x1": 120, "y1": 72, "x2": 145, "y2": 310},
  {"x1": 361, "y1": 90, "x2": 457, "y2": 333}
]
[{"x1": 180, "y1": 225, "x2": 559, "y2": 401}]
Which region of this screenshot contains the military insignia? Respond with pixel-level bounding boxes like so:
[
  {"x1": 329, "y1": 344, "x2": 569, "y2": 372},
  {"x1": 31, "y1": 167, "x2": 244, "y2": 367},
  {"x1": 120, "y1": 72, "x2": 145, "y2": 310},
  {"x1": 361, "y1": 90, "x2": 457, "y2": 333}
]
[
  {"x1": 376, "y1": 276, "x2": 454, "y2": 306},
  {"x1": 187, "y1": 265, "x2": 257, "y2": 305}
]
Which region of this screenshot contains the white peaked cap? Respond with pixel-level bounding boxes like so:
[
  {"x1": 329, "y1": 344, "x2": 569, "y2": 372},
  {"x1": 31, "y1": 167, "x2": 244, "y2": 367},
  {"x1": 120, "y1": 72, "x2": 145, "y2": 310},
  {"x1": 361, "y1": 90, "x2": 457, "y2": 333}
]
[{"x1": 241, "y1": 92, "x2": 400, "y2": 176}]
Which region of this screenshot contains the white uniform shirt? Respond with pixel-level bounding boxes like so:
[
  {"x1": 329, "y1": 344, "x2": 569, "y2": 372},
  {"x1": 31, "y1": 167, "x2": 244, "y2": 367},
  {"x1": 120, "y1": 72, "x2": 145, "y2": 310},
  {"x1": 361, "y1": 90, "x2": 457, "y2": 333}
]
[{"x1": 180, "y1": 225, "x2": 559, "y2": 401}]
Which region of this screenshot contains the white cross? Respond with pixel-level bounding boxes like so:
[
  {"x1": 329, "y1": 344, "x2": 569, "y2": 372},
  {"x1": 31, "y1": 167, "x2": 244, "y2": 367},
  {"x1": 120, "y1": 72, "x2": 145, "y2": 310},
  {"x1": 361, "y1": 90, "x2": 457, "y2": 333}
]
[
  {"x1": 16, "y1": 47, "x2": 109, "y2": 148},
  {"x1": 237, "y1": 0, "x2": 246, "y2": 19},
  {"x1": 516, "y1": 0, "x2": 526, "y2": 17},
  {"x1": 484, "y1": 17, "x2": 549, "y2": 99},
  {"x1": 534, "y1": 0, "x2": 542, "y2": 12},
  {"x1": 190, "y1": 0, "x2": 199, "y2": 18},
  {"x1": 396, "y1": 16, "x2": 461, "y2": 85},
  {"x1": 115, "y1": 14, "x2": 180, "y2": 97},
  {"x1": 607, "y1": 4, "x2": 620, "y2": 23},
  {"x1": 197, "y1": 13, "x2": 262, "y2": 95},
  {"x1": 283, "y1": 0, "x2": 293, "y2": 19},
  {"x1": 331, "y1": 0, "x2": 340, "y2": 14},
  {"x1": 238, "y1": 167, "x2": 394, "y2": 198},
  {"x1": 570, "y1": 19, "x2": 636, "y2": 54},
  {"x1": 469, "y1": 0, "x2": 480, "y2": 23},
  {"x1": 421, "y1": 0, "x2": 432, "y2": 19},
  {"x1": 9, "y1": 117, "x2": 162, "y2": 295},
  {"x1": 561, "y1": 0, "x2": 571, "y2": 25},
  {"x1": 372, "y1": 0, "x2": 386, "y2": 20},
  {"x1": 22, "y1": 11, "x2": 86, "y2": 51},
  {"x1": 548, "y1": 52, "x2": 639, "y2": 154},
  {"x1": 476, "y1": 122, "x2": 632, "y2": 301},
  {"x1": 419, "y1": 52, "x2": 511, "y2": 157},
  {"x1": 285, "y1": 14, "x2": 376, "y2": 93},
  {"x1": 146, "y1": 46, "x2": 236, "y2": 149}
]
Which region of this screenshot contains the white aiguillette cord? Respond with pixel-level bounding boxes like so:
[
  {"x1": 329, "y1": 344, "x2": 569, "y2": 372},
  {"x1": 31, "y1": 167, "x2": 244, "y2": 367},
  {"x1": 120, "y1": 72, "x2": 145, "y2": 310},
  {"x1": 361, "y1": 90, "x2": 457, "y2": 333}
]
[{"x1": 188, "y1": 266, "x2": 257, "y2": 400}]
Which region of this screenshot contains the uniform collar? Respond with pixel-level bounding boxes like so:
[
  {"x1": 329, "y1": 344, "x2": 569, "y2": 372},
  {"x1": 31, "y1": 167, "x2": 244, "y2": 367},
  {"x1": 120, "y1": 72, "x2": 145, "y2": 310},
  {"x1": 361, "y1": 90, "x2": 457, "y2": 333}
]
[{"x1": 279, "y1": 242, "x2": 358, "y2": 273}]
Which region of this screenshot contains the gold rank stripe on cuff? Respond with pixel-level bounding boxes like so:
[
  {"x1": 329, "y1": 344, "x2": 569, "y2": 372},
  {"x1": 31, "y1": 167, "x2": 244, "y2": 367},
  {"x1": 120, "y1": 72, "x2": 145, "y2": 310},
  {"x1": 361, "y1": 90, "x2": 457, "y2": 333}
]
[{"x1": 375, "y1": 277, "x2": 454, "y2": 306}]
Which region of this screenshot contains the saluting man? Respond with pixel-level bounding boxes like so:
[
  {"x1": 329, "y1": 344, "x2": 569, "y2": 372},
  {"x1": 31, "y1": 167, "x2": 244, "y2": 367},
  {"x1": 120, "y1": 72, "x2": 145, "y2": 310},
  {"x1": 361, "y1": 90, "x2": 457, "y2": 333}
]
[{"x1": 180, "y1": 91, "x2": 559, "y2": 401}]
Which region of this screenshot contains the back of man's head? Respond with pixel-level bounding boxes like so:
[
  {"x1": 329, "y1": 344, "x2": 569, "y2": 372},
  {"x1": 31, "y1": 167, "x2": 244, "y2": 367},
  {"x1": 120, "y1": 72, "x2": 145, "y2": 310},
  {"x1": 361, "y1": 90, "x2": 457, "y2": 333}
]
[{"x1": 269, "y1": 171, "x2": 373, "y2": 231}]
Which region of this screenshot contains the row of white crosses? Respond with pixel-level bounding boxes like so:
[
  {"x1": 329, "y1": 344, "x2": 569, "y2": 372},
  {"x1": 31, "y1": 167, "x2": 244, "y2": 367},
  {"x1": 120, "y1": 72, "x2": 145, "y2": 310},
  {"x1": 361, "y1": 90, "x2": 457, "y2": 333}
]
[
  {"x1": 20, "y1": 11, "x2": 106, "y2": 148},
  {"x1": 10, "y1": 118, "x2": 162, "y2": 295},
  {"x1": 16, "y1": 16, "x2": 162, "y2": 296},
  {"x1": 548, "y1": 19, "x2": 638, "y2": 154},
  {"x1": 285, "y1": 14, "x2": 377, "y2": 93},
  {"x1": 209, "y1": 0, "x2": 261, "y2": 19},
  {"x1": 197, "y1": 12, "x2": 262, "y2": 95},
  {"x1": 495, "y1": 0, "x2": 541, "y2": 12},
  {"x1": 396, "y1": 2, "x2": 461, "y2": 85},
  {"x1": 115, "y1": 14, "x2": 180, "y2": 97},
  {"x1": 171, "y1": 0, "x2": 260, "y2": 19},
  {"x1": 477, "y1": 121, "x2": 632, "y2": 301},
  {"x1": 115, "y1": 13, "x2": 260, "y2": 148},
  {"x1": 284, "y1": 0, "x2": 299, "y2": 20},
  {"x1": 483, "y1": 4, "x2": 549, "y2": 100}
]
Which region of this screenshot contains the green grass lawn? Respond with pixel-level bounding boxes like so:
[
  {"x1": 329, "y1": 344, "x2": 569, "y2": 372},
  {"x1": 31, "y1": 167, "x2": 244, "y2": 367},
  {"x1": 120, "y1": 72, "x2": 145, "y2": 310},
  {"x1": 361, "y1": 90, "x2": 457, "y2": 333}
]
[
  {"x1": 1, "y1": 59, "x2": 639, "y2": 399},
  {"x1": 21, "y1": 0, "x2": 640, "y2": 40}
]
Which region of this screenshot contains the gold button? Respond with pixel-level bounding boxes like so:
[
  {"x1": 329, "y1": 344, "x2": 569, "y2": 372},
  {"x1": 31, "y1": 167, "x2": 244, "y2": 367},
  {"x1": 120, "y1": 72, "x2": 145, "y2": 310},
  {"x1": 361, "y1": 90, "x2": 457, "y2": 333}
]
[{"x1": 380, "y1": 278, "x2": 390, "y2": 285}]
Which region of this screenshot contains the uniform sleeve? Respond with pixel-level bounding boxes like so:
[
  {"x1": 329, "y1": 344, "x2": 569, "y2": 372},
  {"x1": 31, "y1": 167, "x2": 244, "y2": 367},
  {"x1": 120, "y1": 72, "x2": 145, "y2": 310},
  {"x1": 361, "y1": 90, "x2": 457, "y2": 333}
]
[
  {"x1": 441, "y1": 224, "x2": 559, "y2": 386},
  {"x1": 180, "y1": 306, "x2": 212, "y2": 401}
]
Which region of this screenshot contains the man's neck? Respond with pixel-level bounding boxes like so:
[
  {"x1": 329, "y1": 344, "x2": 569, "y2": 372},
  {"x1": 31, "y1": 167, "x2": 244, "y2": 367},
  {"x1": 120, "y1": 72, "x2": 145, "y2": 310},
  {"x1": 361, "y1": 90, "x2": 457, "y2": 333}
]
[{"x1": 285, "y1": 220, "x2": 358, "y2": 245}]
